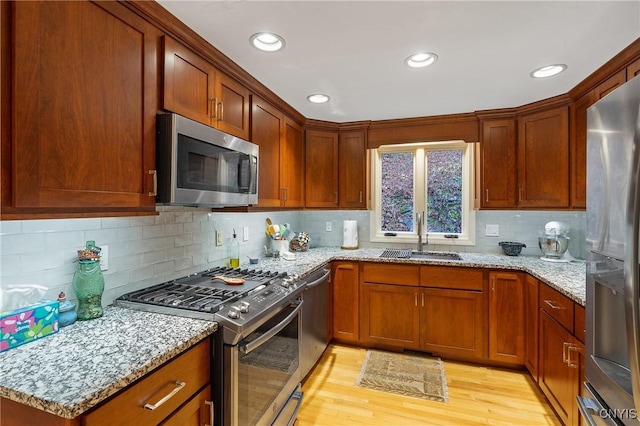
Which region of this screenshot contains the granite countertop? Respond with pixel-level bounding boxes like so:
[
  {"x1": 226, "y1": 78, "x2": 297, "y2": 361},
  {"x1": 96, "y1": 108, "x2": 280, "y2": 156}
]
[
  {"x1": 245, "y1": 247, "x2": 586, "y2": 305},
  {"x1": 0, "y1": 306, "x2": 217, "y2": 419},
  {"x1": 0, "y1": 246, "x2": 584, "y2": 420}
]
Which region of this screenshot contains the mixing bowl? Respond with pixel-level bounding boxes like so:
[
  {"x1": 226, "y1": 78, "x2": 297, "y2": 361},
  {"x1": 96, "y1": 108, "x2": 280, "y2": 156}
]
[{"x1": 538, "y1": 235, "x2": 569, "y2": 258}]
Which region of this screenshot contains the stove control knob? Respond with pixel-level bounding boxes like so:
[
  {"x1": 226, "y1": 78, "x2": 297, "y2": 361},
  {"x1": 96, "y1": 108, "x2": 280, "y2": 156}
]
[
  {"x1": 228, "y1": 306, "x2": 242, "y2": 319},
  {"x1": 238, "y1": 301, "x2": 250, "y2": 313}
]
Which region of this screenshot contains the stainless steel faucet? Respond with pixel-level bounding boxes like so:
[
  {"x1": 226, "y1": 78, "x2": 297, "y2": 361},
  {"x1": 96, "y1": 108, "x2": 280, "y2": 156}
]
[{"x1": 416, "y1": 212, "x2": 427, "y2": 252}]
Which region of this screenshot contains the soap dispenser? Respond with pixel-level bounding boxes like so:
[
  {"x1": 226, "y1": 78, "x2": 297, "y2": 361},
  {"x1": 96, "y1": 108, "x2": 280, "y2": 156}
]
[{"x1": 229, "y1": 229, "x2": 240, "y2": 268}]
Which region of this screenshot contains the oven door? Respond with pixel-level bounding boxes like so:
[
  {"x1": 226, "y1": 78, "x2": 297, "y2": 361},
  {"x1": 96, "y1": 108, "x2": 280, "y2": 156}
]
[{"x1": 224, "y1": 300, "x2": 302, "y2": 426}]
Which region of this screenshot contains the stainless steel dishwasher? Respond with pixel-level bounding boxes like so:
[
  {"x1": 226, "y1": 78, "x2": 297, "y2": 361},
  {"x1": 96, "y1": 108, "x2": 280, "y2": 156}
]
[{"x1": 300, "y1": 267, "x2": 330, "y2": 379}]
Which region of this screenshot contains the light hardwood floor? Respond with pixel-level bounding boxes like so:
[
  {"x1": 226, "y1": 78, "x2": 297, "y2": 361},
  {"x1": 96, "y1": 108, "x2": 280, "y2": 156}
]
[{"x1": 297, "y1": 344, "x2": 561, "y2": 425}]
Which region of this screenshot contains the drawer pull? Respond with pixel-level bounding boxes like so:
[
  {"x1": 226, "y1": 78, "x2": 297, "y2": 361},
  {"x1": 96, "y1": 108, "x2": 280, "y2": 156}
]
[
  {"x1": 562, "y1": 342, "x2": 571, "y2": 364},
  {"x1": 143, "y1": 380, "x2": 186, "y2": 410},
  {"x1": 567, "y1": 345, "x2": 579, "y2": 368},
  {"x1": 544, "y1": 300, "x2": 564, "y2": 310},
  {"x1": 205, "y1": 400, "x2": 214, "y2": 426},
  {"x1": 148, "y1": 170, "x2": 157, "y2": 197}
]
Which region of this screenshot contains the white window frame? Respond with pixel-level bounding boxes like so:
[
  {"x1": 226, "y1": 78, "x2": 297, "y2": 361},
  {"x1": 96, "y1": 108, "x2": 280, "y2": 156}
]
[{"x1": 369, "y1": 140, "x2": 476, "y2": 247}]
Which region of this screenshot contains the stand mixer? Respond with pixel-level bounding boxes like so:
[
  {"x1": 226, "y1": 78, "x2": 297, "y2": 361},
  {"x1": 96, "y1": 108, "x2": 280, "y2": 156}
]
[{"x1": 538, "y1": 221, "x2": 574, "y2": 263}]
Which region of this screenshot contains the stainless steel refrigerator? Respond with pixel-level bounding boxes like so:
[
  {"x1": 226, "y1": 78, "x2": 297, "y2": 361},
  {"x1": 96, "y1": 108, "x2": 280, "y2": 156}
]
[{"x1": 584, "y1": 74, "x2": 640, "y2": 425}]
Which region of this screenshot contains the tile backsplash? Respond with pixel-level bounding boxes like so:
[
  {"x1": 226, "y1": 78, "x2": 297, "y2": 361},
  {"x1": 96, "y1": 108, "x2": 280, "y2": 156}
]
[{"x1": 1, "y1": 208, "x2": 585, "y2": 307}]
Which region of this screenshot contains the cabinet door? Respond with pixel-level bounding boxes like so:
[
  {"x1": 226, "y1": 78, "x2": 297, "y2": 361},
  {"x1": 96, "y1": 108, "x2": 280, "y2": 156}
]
[
  {"x1": 488, "y1": 272, "x2": 524, "y2": 364},
  {"x1": 11, "y1": 1, "x2": 157, "y2": 211},
  {"x1": 214, "y1": 73, "x2": 250, "y2": 140},
  {"x1": 421, "y1": 288, "x2": 485, "y2": 359},
  {"x1": 628, "y1": 58, "x2": 640, "y2": 81},
  {"x1": 539, "y1": 311, "x2": 574, "y2": 426},
  {"x1": 305, "y1": 129, "x2": 339, "y2": 208},
  {"x1": 525, "y1": 275, "x2": 540, "y2": 379},
  {"x1": 360, "y1": 283, "x2": 420, "y2": 348},
  {"x1": 339, "y1": 130, "x2": 367, "y2": 208},
  {"x1": 331, "y1": 262, "x2": 360, "y2": 343},
  {"x1": 570, "y1": 92, "x2": 595, "y2": 209},
  {"x1": 517, "y1": 106, "x2": 570, "y2": 208},
  {"x1": 481, "y1": 119, "x2": 517, "y2": 208},
  {"x1": 161, "y1": 386, "x2": 213, "y2": 426},
  {"x1": 163, "y1": 36, "x2": 216, "y2": 127},
  {"x1": 251, "y1": 96, "x2": 283, "y2": 207},
  {"x1": 281, "y1": 117, "x2": 305, "y2": 207}
]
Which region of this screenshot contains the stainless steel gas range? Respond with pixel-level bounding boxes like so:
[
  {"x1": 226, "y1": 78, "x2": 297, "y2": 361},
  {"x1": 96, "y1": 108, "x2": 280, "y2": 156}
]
[{"x1": 115, "y1": 266, "x2": 308, "y2": 426}]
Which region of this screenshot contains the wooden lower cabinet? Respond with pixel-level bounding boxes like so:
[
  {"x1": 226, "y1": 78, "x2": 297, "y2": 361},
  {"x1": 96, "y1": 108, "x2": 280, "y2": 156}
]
[
  {"x1": 360, "y1": 282, "x2": 420, "y2": 348},
  {"x1": 488, "y1": 271, "x2": 525, "y2": 364},
  {"x1": 161, "y1": 386, "x2": 213, "y2": 426},
  {"x1": 525, "y1": 274, "x2": 540, "y2": 378},
  {"x1": 331, "y1": 261, "x2": 360, "y2": 343},
  {"x1": 421, "y1": 287, "x2": 485, "y2": 359},
  {"x1": 1, "y1": 339, "x2": 213, "y2": 426},
  {"x1": 539, "y1": 310, "x2": 584, "y2": 426}
]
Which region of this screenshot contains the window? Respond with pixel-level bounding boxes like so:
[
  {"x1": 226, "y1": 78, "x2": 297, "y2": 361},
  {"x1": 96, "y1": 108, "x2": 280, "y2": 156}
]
[{"x1": 370, "y1": 141, "x2": 476, "y2": 246}]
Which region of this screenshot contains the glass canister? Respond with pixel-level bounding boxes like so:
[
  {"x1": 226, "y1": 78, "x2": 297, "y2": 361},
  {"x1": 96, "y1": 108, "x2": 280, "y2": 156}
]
[{"x1": 72, "y1": 259, "x2": 104, "y2": 320}]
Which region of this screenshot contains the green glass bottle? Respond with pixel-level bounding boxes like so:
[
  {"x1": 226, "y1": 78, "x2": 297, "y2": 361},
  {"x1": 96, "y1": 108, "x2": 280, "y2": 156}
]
[{"x1": 72, "y1": 242, "x2": 105, "y2": 320}]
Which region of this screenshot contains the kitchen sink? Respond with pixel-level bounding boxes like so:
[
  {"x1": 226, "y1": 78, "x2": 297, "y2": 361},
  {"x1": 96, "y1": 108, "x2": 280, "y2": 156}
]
[
  {"x1": 409, "y1": 251, "x2": 462, "y2": 261},
  {"x1": 380, "y1": 249, "x2": 462, "y2": 261}
]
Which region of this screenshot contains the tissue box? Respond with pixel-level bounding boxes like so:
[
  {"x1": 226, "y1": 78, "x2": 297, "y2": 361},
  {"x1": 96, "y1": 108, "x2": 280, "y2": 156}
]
[{"x1": 1, "y1": 300, "x2": 59, "y2": 352}]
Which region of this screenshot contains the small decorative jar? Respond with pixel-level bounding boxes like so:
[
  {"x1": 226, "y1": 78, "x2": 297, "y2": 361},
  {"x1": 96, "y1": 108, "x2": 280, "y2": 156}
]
[
  {"x1": 72, "y1": 259, "x2": 104, "y2": 320},
  {"x1": 57, "y1": 292, "x2": 77, "y2": 327}
]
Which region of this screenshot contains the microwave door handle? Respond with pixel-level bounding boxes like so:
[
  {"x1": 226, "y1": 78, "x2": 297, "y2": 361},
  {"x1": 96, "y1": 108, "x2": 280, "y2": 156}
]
[{"x1": 624, "y1": 130, "x2": 640, "y2": 413}]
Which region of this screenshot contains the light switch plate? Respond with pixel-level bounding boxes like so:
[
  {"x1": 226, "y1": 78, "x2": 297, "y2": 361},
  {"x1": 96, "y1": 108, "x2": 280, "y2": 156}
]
[
  {"x1": 326, "y1": 221, "x2": 332, "y2": 232},
  {"x1": 243, "y1": 227, "x2": 249, "y2": 242},
  {"x1": 485, "y1": 224, "x2": 499, "y2": 237},
  {"x1": 99, "y1": 245, "x2": 109, "y2": 271},
  {"x1": 215, "y1": 230, "x2": 223, "y2": 246}
]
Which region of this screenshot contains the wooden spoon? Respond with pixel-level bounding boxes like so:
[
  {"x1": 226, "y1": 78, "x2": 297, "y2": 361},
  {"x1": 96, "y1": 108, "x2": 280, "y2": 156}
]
[{"x1": 211, "y1": 276, "x2": 245, "y2": 285}]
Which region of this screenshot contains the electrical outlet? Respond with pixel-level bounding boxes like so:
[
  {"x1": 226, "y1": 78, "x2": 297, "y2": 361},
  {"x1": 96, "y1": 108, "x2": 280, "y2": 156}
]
[
  {"x1": 326, "y1": 221, "x2": 332, "y2": 232},
  {"x1": 99, "y1": 245, "x2": 109, "y2": 271},
  {"x1": 485, "y1": 224, "x2": 499, "y2": 237},
  {"x1": 215, "y1": 230, "x2": 223, "y2": 246},
  {"x1": 243, "y1": 226, "x2": 249, "y2": 242}
]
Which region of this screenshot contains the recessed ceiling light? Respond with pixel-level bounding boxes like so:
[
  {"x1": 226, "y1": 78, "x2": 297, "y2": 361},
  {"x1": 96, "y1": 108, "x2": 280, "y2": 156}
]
[
  {"x1": 307, "y1": 94, "x2": 330, "y2": 104},
  {"x1": 405, "y1": 52, "x2": 438, "y2": 68},
  {"x1": 530, "y1": 64, "x2": 567, "y2": 78},
  {"x1": 250, "y1": 32, "x2": 285, "y2": 52}
]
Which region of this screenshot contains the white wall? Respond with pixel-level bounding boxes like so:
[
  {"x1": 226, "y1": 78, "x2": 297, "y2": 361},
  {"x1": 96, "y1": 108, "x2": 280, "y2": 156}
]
[{"x1": 0, "y1": 208, "x2": 585, "y2": 307}]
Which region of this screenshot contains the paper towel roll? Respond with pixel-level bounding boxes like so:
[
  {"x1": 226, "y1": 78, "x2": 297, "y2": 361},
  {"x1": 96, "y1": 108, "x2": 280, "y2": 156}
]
[{"x1": 342, "y1": 220, "x2": 358, "y2": 249}]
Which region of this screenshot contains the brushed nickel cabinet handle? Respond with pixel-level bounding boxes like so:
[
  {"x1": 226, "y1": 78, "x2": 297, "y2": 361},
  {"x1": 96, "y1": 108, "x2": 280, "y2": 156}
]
[
  {"x1": 218, "y1": 102, "x2": 224, "y2": 122},
  {"x1": 205, "y1": 400, "x2": 214, "y2": 426},
  {"x1": 210, "y1": 98, "x2": 217, "y2": 120},
  {"x1": 421, "y1": 293, "x2": 425, "y2": 308},
  {"x1": 544, "y1": 300, "x2": 564, "y2": 310},
  {"x1": 359, "y1": 190, "x2": 363, "y2": 203},
  {"x1": 415, "y1": 292, "x2": 418, "y2": 307},
  {"x1": 148, "y1": 170, "x2": 157, "y2": 197},
  {"x1": 567, "y1": 345, "x2": 579, "y2": 368},
  {"x1": 492, "y1": 277, "x2": 496, "y2": 292},
  {"x1": 486, "y1": 189, "x2": 489, "y2": 203},
  {"x1": 143, "y1": 380, "x2": 185, "y2": 410},
  {"x1": 562, "y1": 342, "x2": 571, "y2": 364}
]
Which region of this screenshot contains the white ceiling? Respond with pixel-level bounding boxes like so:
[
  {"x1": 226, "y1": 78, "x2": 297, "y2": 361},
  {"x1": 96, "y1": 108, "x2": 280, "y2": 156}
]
[{"x1": 157, "y1": 1, "x2": 640, "y2": 123}]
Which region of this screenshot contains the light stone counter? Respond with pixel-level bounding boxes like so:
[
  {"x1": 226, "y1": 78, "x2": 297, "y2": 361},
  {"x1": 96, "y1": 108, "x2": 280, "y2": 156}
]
[
  {"x1": 244, "y1": 247, "x2": 586, "y2": 305},
  {"x1": 0, "y1": 306, "x2": 217, "y2": 419}
]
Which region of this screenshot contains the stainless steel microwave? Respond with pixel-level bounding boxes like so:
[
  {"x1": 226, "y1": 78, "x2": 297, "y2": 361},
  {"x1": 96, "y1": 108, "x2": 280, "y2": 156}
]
[{"x1": 156, "y1": 113, "x2": 258, "y2": 207}]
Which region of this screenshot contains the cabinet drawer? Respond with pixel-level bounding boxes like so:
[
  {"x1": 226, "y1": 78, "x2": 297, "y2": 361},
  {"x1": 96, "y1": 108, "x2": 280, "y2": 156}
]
[
  {"x1": 362, "y1": 263, "x2": 419, "y2": 286},
  {"x1": 539, "y1": 284, "x2": 574, "y2": 333},
  {"x1": 574, "y1": 303, "x2": 586, "y2": 343},
  {"x1": 84, "y1": 339, "x2": 211, "y2": 426},
  {"x1": 420, "y1": 266, "x2": 483, "y2": 291}
]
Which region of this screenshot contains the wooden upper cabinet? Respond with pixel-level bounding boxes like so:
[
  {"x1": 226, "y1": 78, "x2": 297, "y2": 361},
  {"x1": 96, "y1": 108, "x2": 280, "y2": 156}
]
[
  {"x1": 480, "y1": 119, "x2": 517, "y2": 208},
  {"x1": 338, "y1": 130, "x2": 367, "y2": 208},
  {"x1": 305, "y1": 129, "x2": 339, "y2": 208},
  {"x1": 488, "y1": 271, "x2": 524, "y2": 365},
  {"x1": 162, "y1": 36, "x2": 249, "y2": 140},
  {"x1": 281, "y1": 117, "x2": 305, "y2": 207},
  {"x1": 517, "y1": 106, "x2": 570, "y2": 208},
  {"x1": 570, "y1": 92, "x2": 595, "y2": 209},
  {"x1": 593, "y1": 69, "x2": 626, "y2": 99},
  {"x1": 251, "y1": 96, "x2": 284, "y2": 207},
  {"x1": 6, "y1": 1, "x2": 158, "y2": 214}
]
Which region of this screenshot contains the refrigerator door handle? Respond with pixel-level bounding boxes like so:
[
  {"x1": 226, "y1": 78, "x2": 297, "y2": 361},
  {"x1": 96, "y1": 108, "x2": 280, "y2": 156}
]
[{"x1": 624, "y1": 129, "x2": 640, "y2": 413}]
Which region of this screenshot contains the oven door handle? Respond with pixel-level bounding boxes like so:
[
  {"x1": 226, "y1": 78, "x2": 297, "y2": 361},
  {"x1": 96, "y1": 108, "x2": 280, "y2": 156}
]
[{"x1": 239, "y1": 301, "x2": 303, "y2": 355}]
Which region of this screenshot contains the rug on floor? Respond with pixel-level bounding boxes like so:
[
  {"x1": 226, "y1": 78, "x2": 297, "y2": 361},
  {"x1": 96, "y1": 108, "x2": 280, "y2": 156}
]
[{"x1": 355, "y1": 349, "x2": 449, "y2": 403}]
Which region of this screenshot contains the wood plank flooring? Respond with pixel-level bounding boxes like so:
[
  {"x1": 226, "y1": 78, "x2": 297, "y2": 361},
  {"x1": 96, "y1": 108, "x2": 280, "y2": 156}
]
[{"x1": 297, "y1": 344, "x2": 561, "y2": 425}]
